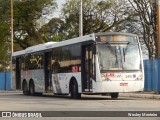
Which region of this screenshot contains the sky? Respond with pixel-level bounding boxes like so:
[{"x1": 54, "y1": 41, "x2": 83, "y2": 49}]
[
  {"x1": 54, "y1": 0, "x2": 66, "y2": 17},
  {"x1": 41, "y1": 0, "x2": 66, "y2": 25}
]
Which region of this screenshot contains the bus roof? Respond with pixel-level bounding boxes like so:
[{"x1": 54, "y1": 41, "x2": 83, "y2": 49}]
[
  {"x1": 12, "y1": 50, "x2": 25, "y2": 57},
  {"x1": 12, "y1": 34, "x2": 96, "y2": 57}
]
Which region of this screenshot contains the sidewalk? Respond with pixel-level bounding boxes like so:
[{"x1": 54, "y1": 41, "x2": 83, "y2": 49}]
[
  {"x1": 120, "y1": 92, "x2": 160, "y2": 100},
  {"x1": 0, "y1": 90, "x2": 22, "y2": 93}
]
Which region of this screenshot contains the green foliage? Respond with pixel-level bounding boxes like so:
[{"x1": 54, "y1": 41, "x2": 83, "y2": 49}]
[
  {"x1": 57, "y1": 0, "x2": 136, "y2": 39},
  {"x1": 0, "y1": 0, "x2": 57, "y2": 69},
  {"x1": 0, "y1": 0, "x2": 57, "y2": 50},
  {"x1": 39, "y1": 0, "x2": 138, "y2": 42},
  {"x1": 0, "y1": 0, "x2": 10, "y2": 44},
  {"x1": 39, "y1": 18, "x2": 66, "y2": 42},
  {"x1": 13, "y1": 0, "x2": 57, "y2": 49},
  {"x1": 129, "y1": 0, "x2": 156, "y2": 59},
  {"x1": 0, "y1": 0, "x2": 150, "y2": 63},
  {"x1": 0, "y1": 0, "x2": 10, "y2": 68}
]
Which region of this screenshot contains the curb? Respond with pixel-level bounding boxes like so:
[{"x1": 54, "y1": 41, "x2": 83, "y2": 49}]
[
  {"x1": 0, "y1": 90, "x2": 22, "y2": 93},
  {"x1": 120, "y1": 93, "x2": 160, "y2": 100}
]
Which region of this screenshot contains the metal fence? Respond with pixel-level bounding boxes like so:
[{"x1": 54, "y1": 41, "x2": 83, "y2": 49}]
[
  {"x1": 144, "y1": 59, "x2": 160, "y2": 92},
  {"x1": 0, "y1": 72, "x2": 12, "y2": 90}
]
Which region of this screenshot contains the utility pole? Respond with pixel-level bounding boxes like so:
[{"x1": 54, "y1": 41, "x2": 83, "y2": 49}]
[
  {"x1": 10, "y1": 0, "x2": 14, "y2": 90},
  {"x1": 79, "y1": 0, "x2": 83, "y2": 36},
  {"x1": 157, "y1": 0, "x2": 160, "y2": 58},
  {"x1": 11, "y1": 0, "x2": 13, "y2": 54}
]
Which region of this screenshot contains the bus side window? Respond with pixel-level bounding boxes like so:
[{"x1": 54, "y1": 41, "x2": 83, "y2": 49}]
[
  {"x1": 52, "y1": 48, "x2": 61, "y2": 73},
  {"x1": 52, "y1": 58, "x2": 60, "y2": 73}
]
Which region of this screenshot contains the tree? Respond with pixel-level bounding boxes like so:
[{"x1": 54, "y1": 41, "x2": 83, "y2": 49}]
[
  {"x1": 60, "y1": 0, "x2": 136, "y2": 38},
  {"x1": 0, "y1": 0, "x2": 57, "y2": 69},
  {"x1": 128, "y1": 0, "x2": 157, "y2": 59},
  {"x1": 39, "y1": 18, "x2": 67, "y2": 42},
  {"x1": 0, "y1": 0, "x2": 11, "y2": 71},
  {"x1": 13, "y1": 0, "x2": 57, "y2": 50}
]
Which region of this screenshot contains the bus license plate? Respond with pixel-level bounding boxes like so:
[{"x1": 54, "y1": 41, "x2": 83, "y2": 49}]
[{"x1": 120, "y1": 83, "x2": 128, "y2": 86}]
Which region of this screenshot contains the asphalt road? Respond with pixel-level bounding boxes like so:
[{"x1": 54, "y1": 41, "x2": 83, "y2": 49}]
[{"x1": 0, "y1": 92, "x2": 159, "y2": 120}]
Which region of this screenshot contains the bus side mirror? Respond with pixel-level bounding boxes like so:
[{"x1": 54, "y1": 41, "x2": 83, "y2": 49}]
[{"x1": 92, "y1": 45, "x2": 96, "y2": 54}]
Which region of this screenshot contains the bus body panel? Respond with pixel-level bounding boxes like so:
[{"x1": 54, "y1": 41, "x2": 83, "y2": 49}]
[
  {"x1": 52, "y1": 72, "x2": 82, "y2": 94},
  {"x1": 95, "y1": 55, "x2": 102, "y2": 82},
  {"x1": 93, "y1": 81, "x2": 143, "y2": 93},
  {"x1": 93, "y1": 61, "x2": 144, "y2": 93},
  {"x1": 23, "y1": 69, "x2": 45, "y2": 93}
]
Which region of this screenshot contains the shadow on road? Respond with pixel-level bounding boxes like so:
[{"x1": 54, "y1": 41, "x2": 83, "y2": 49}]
[{"x1": 11, "y1": 92, "x2": 137, "y2": 101}]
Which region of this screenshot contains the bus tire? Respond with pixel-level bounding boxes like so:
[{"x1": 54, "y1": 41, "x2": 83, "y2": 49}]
[
  {"x1": 22, "y1": 81, "x2": 29, "y2": 95},
  {"x1": 70, "y1": 81, "x2": 81, "y2": 99},
  {"x1": 110, "y1": 93, "x2": 119, "y2": 99},
  {"x1": 29, "y1": 81, "x2": 35, "y2": 96}
]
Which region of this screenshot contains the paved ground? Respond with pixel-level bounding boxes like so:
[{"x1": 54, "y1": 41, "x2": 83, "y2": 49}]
[
  {"x1": 0, "y1": 91, "x2": 159, "y2": 120},
  {"x1": 120, "y1": 92, "x2": 160, "y2": 100},
  {"x1": 1, "y1": 90, "x2": 160, "y2": 100}
]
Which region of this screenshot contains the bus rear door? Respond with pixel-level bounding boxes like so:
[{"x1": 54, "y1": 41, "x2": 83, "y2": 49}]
[{"x1": 44, "y1": 52, "x2": 52, "y2": 91}]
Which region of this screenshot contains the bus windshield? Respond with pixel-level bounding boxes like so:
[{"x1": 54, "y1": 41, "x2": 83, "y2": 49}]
[{"x1": 97, "y1": 43, "x2": 141, "y2": 71}]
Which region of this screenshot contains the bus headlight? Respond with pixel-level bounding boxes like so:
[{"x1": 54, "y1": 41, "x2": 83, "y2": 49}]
[
  {"x1": 101, "y1": 74, "x2": 106, "y2": 81},
  {"x1": 136, "y1": 74, "x2": 142, "y2": 80},
  {"x1": 101, "y1": 76, "x2": 106, "y2": 81}
]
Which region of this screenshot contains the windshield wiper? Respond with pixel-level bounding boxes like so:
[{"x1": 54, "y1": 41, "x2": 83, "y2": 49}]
[
  {"x1": 123, "y1": 48, "x2": 125, "y2": 62},
  {"x1": 122, "y1": 41, "x2": 131, "y2": 62},
  {"x1": 127, "y1": 41, "x2": 131, "y2": 45}
]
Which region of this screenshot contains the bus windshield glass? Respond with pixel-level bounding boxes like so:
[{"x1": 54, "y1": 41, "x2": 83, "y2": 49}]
[{"x1": 97, "y1": 36, "x2": 141, "y2": 71}]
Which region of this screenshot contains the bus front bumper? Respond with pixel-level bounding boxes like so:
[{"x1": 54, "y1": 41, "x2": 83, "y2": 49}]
[{"x1": 92, "y1": 81, "x2": 144, "y2": 93}]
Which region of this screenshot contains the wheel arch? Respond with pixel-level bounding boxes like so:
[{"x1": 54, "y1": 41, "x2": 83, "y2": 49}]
[
  {"x1": 22, "y1": 79, "x2": 28, "y2": 89},
  {"x1": 69, "y1": 77, "x2": 78, "y2": 93},
  {"x1": 29, "y1": 79, "x2": 34, "y2": 86},
  {"x1": 22, "y1": 79, "x2": 29, "y2": 95}
]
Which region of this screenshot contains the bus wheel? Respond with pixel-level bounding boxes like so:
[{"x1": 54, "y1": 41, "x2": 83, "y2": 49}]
[
  {"x1": 110, "y1": 93, "x2": 119, "y2": 99},
  {"x1": 71, "y1": 81, "x2": 81, "y2": 99},
  {"x1": 29, "y1": 82, "x2": 35, "y2": 96},
  {"x1": 22, "y1": 81, "x2": 29, "y2": 95}
]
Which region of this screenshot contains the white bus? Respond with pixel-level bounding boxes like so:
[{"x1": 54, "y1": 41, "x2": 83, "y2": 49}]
[{"x1": 12, "y1": 32, "x2": 144, "y2": 99}]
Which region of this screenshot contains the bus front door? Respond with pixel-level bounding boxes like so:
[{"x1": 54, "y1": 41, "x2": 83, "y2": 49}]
[
  {"x1": 44, "y1": 52, "x2": 52, "y2": 91},
  {"x1": 82, "y1": 45, "x2": 93, "y2": 92}
]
